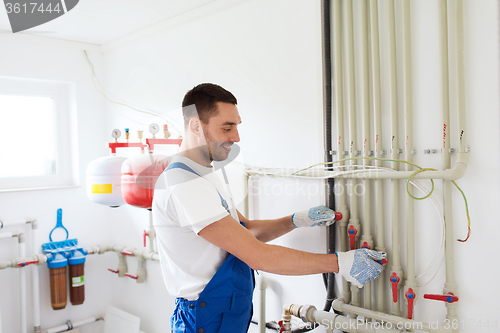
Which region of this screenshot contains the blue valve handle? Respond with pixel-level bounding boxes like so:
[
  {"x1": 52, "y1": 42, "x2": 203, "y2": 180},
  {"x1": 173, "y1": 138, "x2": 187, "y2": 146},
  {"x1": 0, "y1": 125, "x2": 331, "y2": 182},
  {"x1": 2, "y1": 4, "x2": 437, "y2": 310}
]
[{"x1": 49, "y1": 208, "x2": 69, "y2": 242}]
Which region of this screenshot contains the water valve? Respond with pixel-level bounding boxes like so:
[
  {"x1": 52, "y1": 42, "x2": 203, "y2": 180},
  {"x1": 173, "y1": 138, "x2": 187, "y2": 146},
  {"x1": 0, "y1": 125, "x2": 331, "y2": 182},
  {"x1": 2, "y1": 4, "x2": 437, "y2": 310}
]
[
  {"x1": 390, "y1": 272, "x2": 400, "y2": 303},
  {"x1": 423, "y1": 293, "x2": 458, "y2": 303},
  {"x1": 143, "y1": 230, "x2": 149, "y2": 247},
  {"x1": 348, "y1": 225, "x2": 357, "y2": 250},
  {"x1": 405, "y1": 288, "x2": 416, "y2": 319},
  {"x1": 334, "y1": 212, "x2": 343, "y2": 221},
  {"x1": 125, "y1": 273, "x2": 138, "y2": 280},
  {"x1": 18, "y1": 260, "x2": 39, "y2": 267},
  {"x1": 377, "y1": 259, "x2": 388, "y2": 265},
  {"x1": 361, "y1": 241, "x2": 371, "y2": 249},
  {"x1": 121, "y1": 250, "x2": 133, "y2": 256},
  {"x1": 108, "y1": 268, "x2": 119, "y2": 274}
]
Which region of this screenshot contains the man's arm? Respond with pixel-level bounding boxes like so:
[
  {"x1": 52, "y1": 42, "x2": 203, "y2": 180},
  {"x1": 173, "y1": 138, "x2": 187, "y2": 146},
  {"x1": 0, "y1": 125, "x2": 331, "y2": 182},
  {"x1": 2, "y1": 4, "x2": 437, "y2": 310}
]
[
  {"x1": 199, "y1": 215, "x2": 339, "y2": 275},
  {"x1": 236, "y1": 210, "x2": 295, "y2": 243}
]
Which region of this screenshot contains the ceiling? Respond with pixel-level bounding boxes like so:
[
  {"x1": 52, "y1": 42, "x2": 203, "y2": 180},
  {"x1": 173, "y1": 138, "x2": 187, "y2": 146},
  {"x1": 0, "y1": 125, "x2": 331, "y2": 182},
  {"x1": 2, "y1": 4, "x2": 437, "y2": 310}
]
[{"x1": 0, "y1": 0, "x2": 216, "y2": 45}]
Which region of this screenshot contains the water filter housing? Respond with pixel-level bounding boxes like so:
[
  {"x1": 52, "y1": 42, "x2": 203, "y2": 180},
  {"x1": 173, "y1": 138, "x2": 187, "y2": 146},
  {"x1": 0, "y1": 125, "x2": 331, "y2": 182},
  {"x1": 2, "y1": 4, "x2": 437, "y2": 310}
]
[{"x1": 87, "y1": 155, "x2": 127, "y2": 207}]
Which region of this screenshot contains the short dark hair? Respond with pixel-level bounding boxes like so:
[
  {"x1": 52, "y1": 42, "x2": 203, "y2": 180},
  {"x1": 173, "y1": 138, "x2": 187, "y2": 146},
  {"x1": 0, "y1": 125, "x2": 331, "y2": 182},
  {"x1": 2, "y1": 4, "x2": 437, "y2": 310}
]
[{"x1": 182, "y1": 83, "x2": 237, "y2": 128}]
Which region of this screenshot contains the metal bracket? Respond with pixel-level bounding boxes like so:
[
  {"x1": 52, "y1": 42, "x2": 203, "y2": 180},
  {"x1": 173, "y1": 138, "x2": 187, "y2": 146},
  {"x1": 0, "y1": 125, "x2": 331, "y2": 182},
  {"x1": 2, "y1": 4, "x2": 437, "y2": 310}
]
[
  {"x1": 410, "y1": 150, "x2": 417, "y2": 155},
  {"x1": 465, "y1": 146, "x2": 471, "y2": 153}
]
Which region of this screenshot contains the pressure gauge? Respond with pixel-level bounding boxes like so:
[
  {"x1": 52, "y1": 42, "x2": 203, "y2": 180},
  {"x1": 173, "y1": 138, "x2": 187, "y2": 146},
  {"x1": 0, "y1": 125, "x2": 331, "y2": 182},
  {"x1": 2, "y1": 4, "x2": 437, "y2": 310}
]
[
  {"x1": 111, "y1": 129, "x2": 121, "y2": 139},
  {"x1": 149, "y1": 123, "x2": 160, "y2": 135}
]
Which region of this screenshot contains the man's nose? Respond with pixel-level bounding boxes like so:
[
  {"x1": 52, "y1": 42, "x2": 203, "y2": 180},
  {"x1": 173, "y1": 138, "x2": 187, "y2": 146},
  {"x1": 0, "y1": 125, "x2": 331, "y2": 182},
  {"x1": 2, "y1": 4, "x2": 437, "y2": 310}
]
[{"x1": 231, "y1": 128, "x2": 240, "y2": 143}]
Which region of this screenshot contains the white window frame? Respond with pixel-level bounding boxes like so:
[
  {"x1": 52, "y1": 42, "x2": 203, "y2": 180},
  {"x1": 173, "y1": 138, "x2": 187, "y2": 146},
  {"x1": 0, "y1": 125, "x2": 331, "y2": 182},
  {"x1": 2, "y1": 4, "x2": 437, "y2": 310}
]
[{"x1": 0, "y1": 77, "x2": 79, "y2": 191}]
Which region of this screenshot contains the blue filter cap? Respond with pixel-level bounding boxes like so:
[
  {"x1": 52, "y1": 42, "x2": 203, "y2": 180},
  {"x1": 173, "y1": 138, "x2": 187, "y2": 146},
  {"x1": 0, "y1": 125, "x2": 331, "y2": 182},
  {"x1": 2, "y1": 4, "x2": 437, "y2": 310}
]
[
  {"x1": 68, "y1": 249, "x2": 87, "y2": 265},
  {"x1": 47, "y1": 253, "x2": 68, "y2": 268}
]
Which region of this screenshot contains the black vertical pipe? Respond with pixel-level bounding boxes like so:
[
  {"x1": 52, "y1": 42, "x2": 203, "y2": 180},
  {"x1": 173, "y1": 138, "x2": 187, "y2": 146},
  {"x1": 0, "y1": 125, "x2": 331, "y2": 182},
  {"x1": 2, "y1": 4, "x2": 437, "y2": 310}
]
[{"x1": 321, "y1": 0, "x2": 337, "y2": 312}]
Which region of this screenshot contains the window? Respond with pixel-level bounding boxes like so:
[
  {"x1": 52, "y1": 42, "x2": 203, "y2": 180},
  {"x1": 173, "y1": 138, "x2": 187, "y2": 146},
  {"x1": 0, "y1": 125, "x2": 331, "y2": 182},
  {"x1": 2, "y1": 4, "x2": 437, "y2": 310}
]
[{"x1": 0, "y1": 77, "x2": 78, "y2": 191}]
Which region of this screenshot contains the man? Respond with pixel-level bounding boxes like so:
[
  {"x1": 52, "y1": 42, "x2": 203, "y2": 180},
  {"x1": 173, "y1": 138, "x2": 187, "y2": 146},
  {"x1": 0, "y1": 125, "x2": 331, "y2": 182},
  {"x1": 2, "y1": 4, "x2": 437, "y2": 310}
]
[{"x1": 153, "y1": 83, "x2": 386, "y2": 333}]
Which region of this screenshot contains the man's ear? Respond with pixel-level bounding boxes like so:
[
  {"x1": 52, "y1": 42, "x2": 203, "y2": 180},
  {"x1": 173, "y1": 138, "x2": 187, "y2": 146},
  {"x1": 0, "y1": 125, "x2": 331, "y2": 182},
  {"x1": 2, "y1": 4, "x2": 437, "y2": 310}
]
[{"x1": 189, "y1": 117, "x2": 203, "y2": 138}]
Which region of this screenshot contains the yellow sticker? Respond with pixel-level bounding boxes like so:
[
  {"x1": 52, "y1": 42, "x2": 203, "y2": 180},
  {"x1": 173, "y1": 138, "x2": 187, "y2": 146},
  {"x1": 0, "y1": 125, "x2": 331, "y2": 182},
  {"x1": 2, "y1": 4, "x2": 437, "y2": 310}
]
[{"x1": 91, "y1": 184, "x2": 112, "y2": 194}]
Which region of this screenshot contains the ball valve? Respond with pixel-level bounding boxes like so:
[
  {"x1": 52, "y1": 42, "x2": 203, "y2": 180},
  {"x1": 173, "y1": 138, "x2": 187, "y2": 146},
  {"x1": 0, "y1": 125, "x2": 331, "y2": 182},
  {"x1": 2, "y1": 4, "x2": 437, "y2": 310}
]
[
  {"x1": 423, "y1": 293, "x2": 458, "y2": 303},
  {"x1": 405, "y1": 288, "x2": 416, "y2": 320},
  {"x1": 361, "y1": 241, "x2": 370, "y2": 249},
  {"x1": 348, "y1": 225, "x2": 357, "y2": 250},
  {"x1": 390, "y1": 272, "x2": 400, "y2": 303}
]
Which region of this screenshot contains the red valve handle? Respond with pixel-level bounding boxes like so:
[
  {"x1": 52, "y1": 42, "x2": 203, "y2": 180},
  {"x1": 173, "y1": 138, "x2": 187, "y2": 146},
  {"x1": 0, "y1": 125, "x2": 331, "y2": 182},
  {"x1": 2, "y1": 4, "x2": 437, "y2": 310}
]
[
  {"x1": 405, "y1": 288, "x2": 416, "y2": 320},
  {"x1": 278, "y1": 320, "x2": 285, "y2": 333},
  {"x1": 423, "y1": 293, "x2": 458, "y2": 303},
  {"x1": 361, "y1": 241, "x2": 371, "y2": 249},
  {"x1": 390, "y1": 272, "x2": 400, "y2": 303},
  {"x1": 125, "y1": 273, "x2": 138, "y2": 280},
  {"x1": 108, "y1": 268, "x2": 119, "y2": 274},
  {"x1": 348, "y1": 225, "x2": 357, "y2": 250},
  {"x1": 377, "y1": 259, "x2": 388, "y2": 265},
  {"x1": 121, "y1": 251, "x2": 133, "y2": 256},
  {"x1": 143, "y1": 230, "x2": 149, "y2": 247},
  {"x1": 18, "y1": 260, "x2": 39, "y2": 267},
  {"x1": 334, "y1": 212, "x2": 343, "y2": 221}
]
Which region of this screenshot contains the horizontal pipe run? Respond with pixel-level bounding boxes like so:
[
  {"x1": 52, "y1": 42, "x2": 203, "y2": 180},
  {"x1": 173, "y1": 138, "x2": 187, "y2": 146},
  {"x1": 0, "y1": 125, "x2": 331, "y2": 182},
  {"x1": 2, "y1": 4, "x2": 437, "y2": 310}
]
[
  {"x1": 0, "y1": 219, "x2": 33, "y2": 229},
  {"x1": 0, "y1": 232, "x2": 16, "y2": 239},
  {"x1": 0, "y1": 245, "x2": 159, "y2": 271},
  {"x1": 46, "y1": 316, "x2": 102, "y2": 333},
  {"x1": 287, "y1": 304, "x2": 405, "y2": 333},
  {"x1": 86, "y1": 245, "x2": 160, "y2": 261},
  {"x1": 331, "y1": 299, "x2": 454, "y2": 332}
]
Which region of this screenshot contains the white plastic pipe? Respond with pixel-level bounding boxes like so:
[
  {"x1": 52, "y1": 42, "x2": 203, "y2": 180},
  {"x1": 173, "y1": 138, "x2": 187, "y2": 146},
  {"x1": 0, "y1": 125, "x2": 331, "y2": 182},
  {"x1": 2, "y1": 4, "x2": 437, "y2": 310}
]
[
  {"x1": 332, "y1": 0, "x2": 350, "y2": 303},
  {"x1": 386, "y1": 0, "x2": 402, "y2": 317},
  {"x1": 31, "y1": 221, "x2": 41, "y2": 333},
  {"x1": 0, "y1": 232, "x2": 15, "y2": 239},
  {"x1": 290, "y1": 304, "x2": 405, "y2": 333},
  {"x1": 19, "y1": 235, "x2": 26, "y2": 333},
  {"x1": 46, "y1": 317, "x2": 101, "y2": 333},
  {"x1": 331, "y1": 299, "x2": 456, "y2": 332},
  {"x1": 357, "y1": 0, "x2": 374, "y2": 311},
  {"x1": 342, "y1": 0, "x2": 360, "y2": 309},
  {"x1": 368, "y1": 0, "x2": 386, "y2": 313},
  {"x1": 443, "y1": 0, "x2": 464, "y2": 322},
  {"x1": 0, "y1": 219, "x2": 29, "y2": 229},
  {"x1": 401, "y1": 0, "x2": 418, "y2": 319},
  {"x1": 255, "y1": 273, "x2": 267, "y2": 333}
]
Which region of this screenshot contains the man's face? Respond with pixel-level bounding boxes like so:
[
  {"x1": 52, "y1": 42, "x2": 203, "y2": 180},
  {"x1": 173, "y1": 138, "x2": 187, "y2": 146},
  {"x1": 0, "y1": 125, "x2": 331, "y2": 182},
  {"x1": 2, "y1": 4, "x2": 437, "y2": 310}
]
[{"x1": 201, "y1": 102, "x2": 241, "y2": 162}]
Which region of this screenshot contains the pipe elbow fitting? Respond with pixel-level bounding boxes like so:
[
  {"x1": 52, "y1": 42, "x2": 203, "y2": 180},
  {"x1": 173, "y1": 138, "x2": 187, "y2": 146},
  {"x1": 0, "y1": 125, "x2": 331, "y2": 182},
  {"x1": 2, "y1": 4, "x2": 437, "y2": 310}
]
[
  {"x1": 332, "y1": 298, "x2": 346, "y2": 312},
  {"x1": 444, "y1": 153, "x2": 469, "y2": 180}
]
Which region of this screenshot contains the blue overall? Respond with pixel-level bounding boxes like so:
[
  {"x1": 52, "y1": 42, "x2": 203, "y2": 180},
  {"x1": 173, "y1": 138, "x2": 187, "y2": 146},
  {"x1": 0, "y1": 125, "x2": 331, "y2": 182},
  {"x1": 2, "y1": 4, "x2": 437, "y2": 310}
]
[{"x1": 166, "y1": 162, "x2": 255, "y2": 333}]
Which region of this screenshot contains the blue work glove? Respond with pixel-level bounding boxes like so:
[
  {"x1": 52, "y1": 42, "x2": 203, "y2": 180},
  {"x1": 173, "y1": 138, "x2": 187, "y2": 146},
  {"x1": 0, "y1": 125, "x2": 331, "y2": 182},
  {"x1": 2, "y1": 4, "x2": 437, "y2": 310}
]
[
  {"x1": 336, "y1": 249, "x2": 386, "y2": 288},
  {"x1": 291, "y1": 205, "x2": 341, "y2": 228}
]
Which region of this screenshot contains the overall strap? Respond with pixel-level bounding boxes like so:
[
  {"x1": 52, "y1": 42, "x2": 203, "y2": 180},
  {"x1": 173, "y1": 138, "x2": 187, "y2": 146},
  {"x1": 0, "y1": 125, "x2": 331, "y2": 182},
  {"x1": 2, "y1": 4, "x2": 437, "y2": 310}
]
[{"x1": 166, "y1": 162, "x2": 229, "y2": 213}]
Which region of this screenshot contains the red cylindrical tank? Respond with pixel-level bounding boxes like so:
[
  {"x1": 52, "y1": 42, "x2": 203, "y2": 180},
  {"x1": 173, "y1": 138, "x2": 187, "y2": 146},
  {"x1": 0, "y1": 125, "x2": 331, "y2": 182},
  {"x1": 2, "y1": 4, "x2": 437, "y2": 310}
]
[{"x1": 121, "y1": 154, "x2": 170, "y2": 209}]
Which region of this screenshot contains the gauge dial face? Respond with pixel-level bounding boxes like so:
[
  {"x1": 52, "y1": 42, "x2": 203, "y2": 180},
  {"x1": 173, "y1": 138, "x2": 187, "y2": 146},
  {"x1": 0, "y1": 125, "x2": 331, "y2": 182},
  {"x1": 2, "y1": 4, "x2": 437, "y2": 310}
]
[
  {"x1": 149, "y1": 123, "x2": 160, "y2": 134},
  {"x1": 111, "y1": 129, "x2": 121, "y2": 139}
]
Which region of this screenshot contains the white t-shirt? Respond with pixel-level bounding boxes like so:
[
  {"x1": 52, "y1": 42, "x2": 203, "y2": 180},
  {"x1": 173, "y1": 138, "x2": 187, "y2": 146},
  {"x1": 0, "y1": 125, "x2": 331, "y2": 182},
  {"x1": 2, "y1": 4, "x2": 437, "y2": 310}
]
[{"x1": 152, "y1": 155, "x2": 239, "y2": 300}]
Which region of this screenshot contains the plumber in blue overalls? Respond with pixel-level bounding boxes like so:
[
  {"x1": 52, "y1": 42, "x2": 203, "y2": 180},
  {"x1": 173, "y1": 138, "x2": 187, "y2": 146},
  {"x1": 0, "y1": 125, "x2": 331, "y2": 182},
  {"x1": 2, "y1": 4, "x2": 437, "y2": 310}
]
[{"x1": 152, "y1": 84, "x2": 387, "y2": 333}]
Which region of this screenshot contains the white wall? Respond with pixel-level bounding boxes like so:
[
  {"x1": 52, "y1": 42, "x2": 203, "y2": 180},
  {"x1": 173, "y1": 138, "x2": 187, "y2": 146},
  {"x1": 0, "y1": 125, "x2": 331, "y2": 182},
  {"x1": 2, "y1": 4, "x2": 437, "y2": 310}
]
[
  {"x1": 0, "y1": 0, "x2": 498, "y2": 333},
  {"x1": 0, "y1": 35, "x2": 113, "y2": 332},
  {"x1": 101, "y1": 0, "x2": 500, "y2": 332}
]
